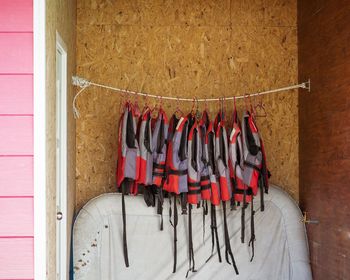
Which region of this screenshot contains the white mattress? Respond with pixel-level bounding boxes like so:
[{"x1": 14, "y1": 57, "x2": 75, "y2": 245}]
[{"x1": 73, "y1": 185, "x2": 312, "y2": 280}]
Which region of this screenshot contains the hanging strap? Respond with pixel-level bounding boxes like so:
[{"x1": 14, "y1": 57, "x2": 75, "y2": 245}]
[
  {"x1": 241, "y1": 185, "x2": 247, "y2": 243},
  {"x1": 202, "y1": 200, "x2": 208, "y2": 243},
  {"x1": 259, "y1": 175, "x2": 265, "y2": 212},
  {"x1": 121, "y1": 182, "x2": 130, "y2": 267},
  {"x1": 186, "y1": 204, "x2": 197, "y2": 278},
  {"x1": 248, "y1": 197, "x2": 256, "y2": 262},
  {"x1": 222, "y1": 201, "x2": 239, "y2": 275},
  {"x1": 206, "y1": 204, "x2": 222, "y2": 263},
  {"x1": 157, "y1": 188, "x2": 164, "y2": 231},
  {"x1": 173, "y1": 195, "x2": 178, "y2": 273}
]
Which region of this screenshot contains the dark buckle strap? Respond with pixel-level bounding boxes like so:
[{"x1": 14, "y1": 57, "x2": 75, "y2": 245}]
[
  {"x1": 200, "y1": 183, "x2": 211, "y2": 190},
  {"x1": 152, "y1": 171, "x2": 165, "y2": 177},
  {"x1": 244, "y1": 161, "x2": 261, "y2": 172},
  {"x1": 223, "y1": 201, "x2": 239, "y2": 275},
  {"x1": 121, "y1": 182, "x2": 130, "y2": 267},
  {"x1": 234, "y1": 188, "x2": 253, "y2": 196},
  {"x1": 200, "y1": 175, "x2": 210, "y2": 181},
  {"x1": 168, "y1": 169, "x2": 188, "y2": 176},
  {"x1": 188, "y1": 189, "x2": 201, "y2": 195},
  {"x1": 153, "y1": 163, "x2": 166, "y2": 169},
  {"x1": 188, "y1": 182, "x2": 201, "y2": 187}
]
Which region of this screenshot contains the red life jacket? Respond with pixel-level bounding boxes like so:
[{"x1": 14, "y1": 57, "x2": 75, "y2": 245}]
[
  {"x1": 241, "y1": 110, "x2": 262, "y2": 195},
  {"x1": 215, "y1": 113, "x2": 232, "y2": 202},
  {"x1": 187, "y1": 122, "x2": 201, "y2": 205},
  {"x1": 214, "y1": 112, "x2": 238, "y2": 274},
  {"x1": 198, "y1": 111, "x2": 212, "y2": 201},
  {"x1": 163, "y1": 116, "x2": 189, "y2": 194},
  {"x1": 116, "y1": 102, "x2": 140, "y2": 268},
  {"x1": 229, "y1": 108, "x2": 252, "y2": 204},
  {"x1": 203, "y1": 121, "x2": 220, "y2": 206},
  {"x1": 137, "y1": 108, "x2": 153, "y2": 186},
  {"x1": 152, "y1": 109, "x2": 168, "y2": 187}
]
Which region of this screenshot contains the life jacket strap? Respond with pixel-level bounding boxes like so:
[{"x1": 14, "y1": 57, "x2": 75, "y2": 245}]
[
  {"x1": 180, "y1": 193, "x2": 187, "y2": 214},
  {"x1": 153, "y1": 163, "x2": 166, "y2": 169},
  {"x1": 248, "y1": 197, "x2": 256, "y2": 262},
  {"x1": 188, "y1": 189, "x2": 201, "y2": 195},
  {"x1": 222, "y1": 201, "x2": 239, "y2": 275},
  {"x1": 200, "y1": 183, "x2": 211, "y2": 190},
  {"x1": 186, "y1": 204, "x2": 197, "y2": 278},
  {"x1": 121, "y1": 182, "x2": 130, "y2": 267},
  {"x1": 188, "y1": 182, "x2": 201, "y2": 187},
  {"x1": 244, "y1": 161, "x2": 261, "y2": 172},
  {"x1": 152, "y1": 171, "x2": 165, "y2": 177},
  {"x1": 168, "y1": 169, "x2": 188, "y2": 176},
  {"x1": 200, "y1": 175, "x2": 210, "y2": 181},
  {"x1": 157, "y1": 188, "x2": 164, "y2": 231},
  {"x1": 206, "y1": 204, "x2": 222, "y2": 263},
  {"x1": 235, "y1": 188, "x2": 253, "y2": 195},
  {"x1": 202, "y1": 201, "x2": 208, "y2": 243}
]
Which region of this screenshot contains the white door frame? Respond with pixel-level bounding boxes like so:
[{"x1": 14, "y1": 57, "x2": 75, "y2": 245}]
[
  {"x1": 55, "y1": 32, "x2": 68, "y2": 280},
  {"x1": 33, "y1": 0, "x2": 47, "y2": 279}
]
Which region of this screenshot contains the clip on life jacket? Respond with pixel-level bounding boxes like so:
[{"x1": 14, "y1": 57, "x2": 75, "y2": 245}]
[
  {"x1": 152, "y1": 109, "x2": 169, "y2": 230},
  {"x1": 215, "y1": 112, "x2": 239, "y2": 274},
  {"x1": 116, "y1": 102, "x2": 140, "y2": 267}
]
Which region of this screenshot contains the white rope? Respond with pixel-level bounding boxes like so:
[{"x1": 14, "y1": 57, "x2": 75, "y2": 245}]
[{"x1": 72, "y1": 76, "x2": 310, "y2": 119}]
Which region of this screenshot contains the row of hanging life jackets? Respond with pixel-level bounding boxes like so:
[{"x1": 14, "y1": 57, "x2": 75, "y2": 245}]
[{"x1": 116, "y1": 101, "x2": 270, "y2": 275}]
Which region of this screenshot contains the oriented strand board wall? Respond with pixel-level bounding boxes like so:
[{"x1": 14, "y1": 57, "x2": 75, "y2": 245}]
[
  {"x1": 76, "y1": 0, "x2": 298, "y2": 210},
  {"x1": 46, "y1": 0, "x2": 76, "y2": 279}
]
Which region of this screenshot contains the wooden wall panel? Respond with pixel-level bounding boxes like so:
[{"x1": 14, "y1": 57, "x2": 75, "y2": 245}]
[
  {"x1": 298, "y1": 1, "x2": 350, "y2": 279},
  {"x1": 0, "y1": 116, "x2": 33, "y2": 155},
  {"x1": 76, "y1": 0, "x2": 298, "y2": 210},
  {"x1": 0, "y1": 33, "x2": 33, "y2": 74},
  {"x1": 0, "y1": 197, "x2": 33, "y2": 236},
  {"x1": 0, "y1": 238, "x2": 34, "y2": 279},
  {"x1": 45, "y1": 1, "x2": 77, "y2": 278},
  {"x1": 0, "y1": 157, "x2": 33, "y2": 196},
  {"x1": 0, "y1": 0, "x2": 33, "y2": 32},
  {"x1": 0, "y1": 75, "x2": 33, "y2": 114}
]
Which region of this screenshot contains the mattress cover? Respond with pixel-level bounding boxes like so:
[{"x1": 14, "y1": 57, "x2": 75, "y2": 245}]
[{"x1": 73, "y1": 185, "x2": 312, "y2": 280}]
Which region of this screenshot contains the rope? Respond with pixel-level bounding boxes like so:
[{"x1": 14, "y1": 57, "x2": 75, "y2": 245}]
[{"x1": 72, "y1": 76, "x2": 310, "y2": 119}]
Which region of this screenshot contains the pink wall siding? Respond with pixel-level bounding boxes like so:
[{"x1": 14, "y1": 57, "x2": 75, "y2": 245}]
[
  {"x1": 0, "y1": 0, "x2": 34, "y2": 279},
  {"x1": 0, "y1": 157, "x2": 33, "y2": 196},
  {"x1": 0, "y1": 75, "x2": 33, "y2": 114}
]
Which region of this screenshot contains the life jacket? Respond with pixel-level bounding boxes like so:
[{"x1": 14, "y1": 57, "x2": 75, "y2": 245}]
[
  {"x1": 152, "y1": 109, "x2": 169, "y2": 187},
  {"x1": 241, "y1": 110, "x2": 263, "y2": 262},
  {"x1": 203, "y1": 120, "x2": 222, "y2": 264},
  {"x1": 214, "y1": 111, "x2": 239, "y2": 275},
  {"x1": 187, "y1": 121, "x2": 201, "y2": 205},
  {"x1": 116, "y1": 102, "x2": 140, "y2": 268},
  {"x1": 163, "y1": 116, "x2": 189, "y2": 195},
  {"x1": 228, "y1": 105, "x2": 251, "y2": 244},
  {"x1": 198, "y1": 110, "x2": 211, "y2": 201},
  {"x1": 137, "y1": 108, "x2": 153, "y2": 186},
  {"x1": 165, "y1": 114, "x2": 189, "y2": 274},
  {"x1": 205, "y1": 122, "x2": 220, "y2": 206},
  {"x1": 116, "y1": 102, "x2": 140, "y2": 188},
  {"x1": 241, "y1": 110, "x2": 262, "y2": 195},
  {"x1": 214, "y1": 113, "x2": 232, "y2": 202}
]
